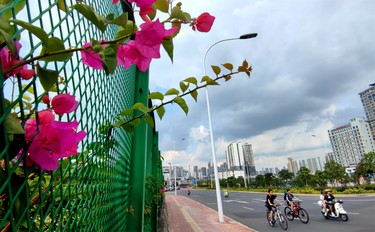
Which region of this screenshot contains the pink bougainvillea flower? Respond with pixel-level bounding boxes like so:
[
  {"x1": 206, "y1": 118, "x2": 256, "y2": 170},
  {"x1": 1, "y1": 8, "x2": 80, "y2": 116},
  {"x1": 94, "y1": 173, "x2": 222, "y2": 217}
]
[
  {"x1": 120, "y1": 41, "x2": 152, "y2": 72},
  {"x1": 51, "y1": 93, "x2": 78, "y2": 115},
  {"x1": 25, "y1": 115, "x2": 86, "y2": 171},
  {"x1": 24, "y1": 110, "x2": 55, "y2": 141},
  {"x1": 112, "y1": 0, "x2": 119, "y2": 4},
  {"x1": 190, "y1": 12, "x2": 215, "y2": 32},
  {"x1": 80, "y1": 41, "x2": 104, "y2": 70},
  {"x1": 136, "y1": 20, "x2": 178, "y2": 58},
  {"x1": 129, "y1": 0, "x2": 156, "y2": 20},
  {"x1": 0, "y1": 40, "x2": 35, "y2": 80}
]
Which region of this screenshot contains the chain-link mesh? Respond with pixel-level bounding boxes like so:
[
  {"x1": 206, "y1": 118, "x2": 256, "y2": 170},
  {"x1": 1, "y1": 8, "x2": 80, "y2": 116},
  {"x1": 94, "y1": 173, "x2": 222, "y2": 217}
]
[{"x1": 1, "y1": 0, "x2": 162, "y2": 231}]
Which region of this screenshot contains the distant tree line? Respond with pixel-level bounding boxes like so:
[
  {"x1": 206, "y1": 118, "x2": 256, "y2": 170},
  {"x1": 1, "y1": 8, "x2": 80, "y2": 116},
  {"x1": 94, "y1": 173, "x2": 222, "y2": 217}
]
[{"x1": 197, "y1": 152, "x2": 375, "y2": 189}]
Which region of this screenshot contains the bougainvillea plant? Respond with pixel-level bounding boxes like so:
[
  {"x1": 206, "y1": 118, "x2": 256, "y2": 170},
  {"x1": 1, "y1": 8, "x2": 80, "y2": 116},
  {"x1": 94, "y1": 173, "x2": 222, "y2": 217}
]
[{"x1": 0, "y1": 0, "x2": 252, "y2": 173}]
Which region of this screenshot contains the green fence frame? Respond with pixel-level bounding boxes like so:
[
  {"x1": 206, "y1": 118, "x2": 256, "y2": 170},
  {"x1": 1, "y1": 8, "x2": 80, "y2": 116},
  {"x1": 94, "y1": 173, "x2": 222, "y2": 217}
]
[{"x1": 1, "y1": 0, "x2": 163, "y2": 231}]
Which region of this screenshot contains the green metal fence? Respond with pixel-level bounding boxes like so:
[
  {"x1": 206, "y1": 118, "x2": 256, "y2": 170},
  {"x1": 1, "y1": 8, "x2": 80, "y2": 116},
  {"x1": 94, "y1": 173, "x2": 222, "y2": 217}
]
[{"x1": 1, "y1": 0, "x2": 163, "y2": 231}]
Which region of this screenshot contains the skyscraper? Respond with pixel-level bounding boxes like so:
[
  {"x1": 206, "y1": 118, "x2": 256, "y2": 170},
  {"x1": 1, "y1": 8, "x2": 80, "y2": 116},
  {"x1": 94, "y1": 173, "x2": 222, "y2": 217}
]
[
  {"x1": 359, "y1": 83, "x2": 375, "y2": 140},
  {"x1": 328, "y1": 117, "x2": 375, "y2": 167},
  {"x1": 226, "y1": 142, "x2": 256, "y2": 178}
]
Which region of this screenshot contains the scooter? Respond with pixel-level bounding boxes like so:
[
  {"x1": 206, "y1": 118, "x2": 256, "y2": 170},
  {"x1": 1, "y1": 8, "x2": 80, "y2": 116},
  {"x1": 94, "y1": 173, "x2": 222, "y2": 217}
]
[
  {"x1": 319, "y1": 200, "x2": 349, "y2": 221},
  {"x1": 187, "y1": 189, "x2": 191, "y2": 196}
]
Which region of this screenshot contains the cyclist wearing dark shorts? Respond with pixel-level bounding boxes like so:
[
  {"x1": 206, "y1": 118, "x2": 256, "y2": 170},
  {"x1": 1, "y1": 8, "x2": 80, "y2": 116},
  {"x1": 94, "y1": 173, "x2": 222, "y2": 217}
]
[
  {"x1": 284, "y1": 189, "x2": 300, "y2": 211},
  {"x1": 265, "y1": 189, "x2": 282, "y2": 221}
]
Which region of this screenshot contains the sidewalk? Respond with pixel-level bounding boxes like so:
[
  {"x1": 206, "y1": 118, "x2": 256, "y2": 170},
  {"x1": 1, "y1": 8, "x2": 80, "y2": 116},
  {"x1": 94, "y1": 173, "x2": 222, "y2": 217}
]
[{"x1": 164, "y1": 193, "x2": 255, "y2": 232}]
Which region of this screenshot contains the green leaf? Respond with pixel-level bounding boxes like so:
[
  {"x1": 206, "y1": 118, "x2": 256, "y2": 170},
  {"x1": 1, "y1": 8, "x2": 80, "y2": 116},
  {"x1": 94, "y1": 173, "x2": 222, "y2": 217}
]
[
  {"x1": 155, "y1": 0, "x2": 169, "y2": 13},
  {"x1": 222, "y1": 63, "x2": 233, "y2": 71},
  {"x1": 91, "y1": 39, "x2": 103, "y2": 53},
  {"x1": 40, "y1": 37, "x2": 73, "y2": 62},
  {"x1": 121, "y1": 123, "x2": 134, "y2": 135},
  {"x1": 156, "y1": 106, "x2": 165, "y2": 120},
  {"x1": 183, "y1": 77, "x2": 197, "y2": 85},
  {"x1": 0, "y1": 28, "x2": 16, "y2": 57},
  {"x1": 224, "y1": 75, "x2": 232, "y2": 81},
  {"x1": 165, "y1": 88, "x2": 179, "y2": 96},
  {"x1": 0, "y1": 0, "x2": 26, "y2": 20},
  {"x1": 148, "y1": 92, "x2": 164, "y2": 101},
  {"x1": 190, "y1": 90, "x2": 198, "y2": 102},
  {"x1": 9, "y1": 19, "x2": 49, "y2": 45},
  {"x1": 132, "y1": 118, "x2": 141, "y2": 127},
  {"x1": 112, "y1": 119, "x2": 125, "y2": 127},
  {"x1": 36, "y1": 63, "x2": 59, "y2": 92},
  {"x1": 101, "y1": 45, "x2": 117, "y2": 75},
  {"x1": 132, "y1": 102, "x2": 149, "y2": 114},
  {"x1": 173, "y1": 97, "x2": 189, "y2": 115},
  {"x1": 55, "y1": 0, "x2": 67, "y2": 12},
  {"x1": 144, "y1": 114, "x2": 154, "y2": 128},
  {"x1": 5, "y1": 113, "x2": 25, "y2": 134},
  {"x1": 179, "y1": 82, "x2": 188, "y2": 93},
  {"x1": 242, "y1": 59, "x2": 249, "y2": 68},
  {"x1": 70, "y1": 4, "x2": 108, "y2": 33},
  {"x1": 109, "y1": 13, "x2": 128, "y2": 29},
  {"x1": 119, "y1": 109, "x2": 134, "y2": 116},
  {"x1": 211, "y1": 65, "x2": 221, "y2": 75},
  {"x1": 162, "y1": 37, "x2": 174, "y2": 63}
]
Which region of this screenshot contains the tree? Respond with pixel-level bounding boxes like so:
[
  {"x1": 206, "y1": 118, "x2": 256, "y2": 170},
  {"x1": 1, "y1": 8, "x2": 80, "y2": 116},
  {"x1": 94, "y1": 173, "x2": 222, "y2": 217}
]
[
  {"x1": 264, "y1": 173, "x2": 275, "y2": 187},
  {"x1": 313, "y1": 170, "x2": 328, "y2": 187},
  {"x1": 254, "y1": 175, "x2": 265, "y2": 188},
  {"x1": 278, "y1": 169, "x2": 294, "y2": 185},
  {"x1": 323, "y1": 160, "x2": 346, "y2": 186},
  {"x1": 294, "y1": 167, "x2": 313, "y2": 187},
  {"x1": 355, "y1": 152, "x2": 375, "y2": 183}
]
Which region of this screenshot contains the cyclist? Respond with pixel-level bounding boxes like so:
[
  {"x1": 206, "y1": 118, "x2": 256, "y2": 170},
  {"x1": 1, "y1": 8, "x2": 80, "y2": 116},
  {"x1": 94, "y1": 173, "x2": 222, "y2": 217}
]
[
  {"x1": 265, "y1": 189, "x2": 282, "y2": 222},
  {"x1": 284, "y1": 189, "x2": 300, "y2": 214}
]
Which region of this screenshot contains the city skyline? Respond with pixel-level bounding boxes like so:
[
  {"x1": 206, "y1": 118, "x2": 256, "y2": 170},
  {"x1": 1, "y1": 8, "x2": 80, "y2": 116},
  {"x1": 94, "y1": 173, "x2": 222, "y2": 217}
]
[{"x1": 154, "y1": 0, "x2": 375, "y2": 170}]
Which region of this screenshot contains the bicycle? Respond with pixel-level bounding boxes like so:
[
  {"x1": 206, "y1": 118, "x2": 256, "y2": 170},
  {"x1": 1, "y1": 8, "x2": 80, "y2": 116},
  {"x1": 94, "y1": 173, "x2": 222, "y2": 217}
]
[
  {"x1": 284, "y1": 200, "x2": 309, "y2": 224},
  {"x1": 267, "y1": 204, "x2": 288, "y2": 230}
]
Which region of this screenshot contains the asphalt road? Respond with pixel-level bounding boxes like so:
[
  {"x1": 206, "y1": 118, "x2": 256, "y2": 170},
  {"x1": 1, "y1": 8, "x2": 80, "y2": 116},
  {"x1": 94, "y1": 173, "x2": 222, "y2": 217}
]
[{"x1": 176, "y1": 189, "x2": 375, "y2": 232}]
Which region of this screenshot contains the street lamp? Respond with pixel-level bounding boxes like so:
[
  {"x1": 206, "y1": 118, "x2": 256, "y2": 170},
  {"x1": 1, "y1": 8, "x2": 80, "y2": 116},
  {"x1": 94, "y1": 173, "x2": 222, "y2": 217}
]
[
  {"x1": 311, "y1": 134, "x2": 329, "y2": 155},
  {"x1": 203, "y1": 33, "x2": 257, "y2": 223}
]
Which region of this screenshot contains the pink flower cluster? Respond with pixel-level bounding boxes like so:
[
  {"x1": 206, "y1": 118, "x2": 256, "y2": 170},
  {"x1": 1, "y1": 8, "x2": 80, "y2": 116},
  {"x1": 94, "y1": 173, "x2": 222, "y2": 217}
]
[
  {"x1": 89, "y1": 0, "x2": 215, "y2": 72},
  {"x1": 23, "y1": 94, "x2": 86, "y2": 171},
  {"x1": 81, "y1": 20, "x2": 177, "y2": 72},
  {"x1": 0, "y1": 40, "x2": 35, "y2": 80}
]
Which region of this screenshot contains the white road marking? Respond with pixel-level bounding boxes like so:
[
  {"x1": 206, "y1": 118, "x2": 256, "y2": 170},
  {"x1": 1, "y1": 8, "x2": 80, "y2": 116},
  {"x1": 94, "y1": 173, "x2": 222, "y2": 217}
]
[
  {"x1": 346, "y1": 212, "x2": 360, "y2": 215},
  {"x1": 243, "y1": 207, "x2": 255, "y2": 210},
  {"x1": 223, "y1": 199, "x2": 249, "y2": 204}
]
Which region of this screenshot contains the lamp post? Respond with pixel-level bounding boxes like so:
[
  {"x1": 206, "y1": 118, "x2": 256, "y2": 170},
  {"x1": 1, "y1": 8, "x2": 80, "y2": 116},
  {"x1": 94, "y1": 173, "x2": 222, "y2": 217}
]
[
  {"x1": 311, "y1": 134, "x2": 328, "y2": 155},
  {"x1": 203, "y1": 33, "x2": 257, "y2": 223}
]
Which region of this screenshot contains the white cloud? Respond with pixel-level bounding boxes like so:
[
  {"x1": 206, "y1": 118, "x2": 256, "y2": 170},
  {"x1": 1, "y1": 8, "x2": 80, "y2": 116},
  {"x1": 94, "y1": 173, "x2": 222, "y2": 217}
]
[{"x1": 155, "y1": 0, "x2": 375, "y2": 172}]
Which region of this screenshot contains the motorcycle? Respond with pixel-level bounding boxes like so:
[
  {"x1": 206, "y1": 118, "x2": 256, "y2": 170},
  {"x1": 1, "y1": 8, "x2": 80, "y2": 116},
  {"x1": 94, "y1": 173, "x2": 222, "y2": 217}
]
[
  {"x1": 187, "y1": 189, "x2": 191, "y2": 196},
  {"x1": 318, "y1": 199, "x2": 349, "y2": 221}
]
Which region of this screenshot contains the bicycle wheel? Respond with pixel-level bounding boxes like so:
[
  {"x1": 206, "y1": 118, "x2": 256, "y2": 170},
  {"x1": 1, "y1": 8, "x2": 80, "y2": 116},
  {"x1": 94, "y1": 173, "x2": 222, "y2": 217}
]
[
  {"x1": 284, "y1": 207, "x2": 294, "y2": 221},
  {"x1": 278, "y1": 214, "x2": 288, "y2": 230},
  {"x1": 298, "y1": 208, "x2": 309, "y2": 224}
]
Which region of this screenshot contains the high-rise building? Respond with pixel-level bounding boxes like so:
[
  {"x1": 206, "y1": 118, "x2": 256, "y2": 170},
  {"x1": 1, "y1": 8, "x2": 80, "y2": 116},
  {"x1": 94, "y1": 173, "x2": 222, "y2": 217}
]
[
  {"x1": 359, "y1": 83, "x2": 375, "y2": 140},
  {"x1": 287, "y1": 157, "x2": 294, "y2": 173},
  {"x1": 243, "y1": 143, "x2": 256, "y2": 176},
  {"x1": 328, "y1": 117, "x2": 375, "y2": 167},
  {"x1": 226, "y1": 142, "x2": 256, "y2": 178}
]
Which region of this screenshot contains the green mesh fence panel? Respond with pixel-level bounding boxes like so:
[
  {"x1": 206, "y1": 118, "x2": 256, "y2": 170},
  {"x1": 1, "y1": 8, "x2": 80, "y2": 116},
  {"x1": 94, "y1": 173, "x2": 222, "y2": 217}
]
[{"x1": 0, "y1": 0, "x2": 162, "y2": 231}]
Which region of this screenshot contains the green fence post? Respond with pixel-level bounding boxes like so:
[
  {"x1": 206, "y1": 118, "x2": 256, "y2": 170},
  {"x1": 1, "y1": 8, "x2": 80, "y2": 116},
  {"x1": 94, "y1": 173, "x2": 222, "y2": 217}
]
[
  {"x1": 127, "y1": 69, "x2": 149, "y2": 232},
  {"x1": 152, "y1": 132, "x2": 160, "y2": 231}
]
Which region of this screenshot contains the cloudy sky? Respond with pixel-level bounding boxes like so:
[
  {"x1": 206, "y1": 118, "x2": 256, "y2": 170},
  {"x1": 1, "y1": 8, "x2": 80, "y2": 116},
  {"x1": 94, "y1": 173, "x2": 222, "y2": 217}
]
[{"x1": 148, "y1": 0, "x2": 375, "y2": 171}]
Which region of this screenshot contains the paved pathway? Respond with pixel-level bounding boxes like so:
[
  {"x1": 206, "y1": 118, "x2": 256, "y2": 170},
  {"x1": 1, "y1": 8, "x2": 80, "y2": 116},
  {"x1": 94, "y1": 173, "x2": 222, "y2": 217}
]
[{"x1": 165, "y1": 194, "x2": 256, "y2": 232}]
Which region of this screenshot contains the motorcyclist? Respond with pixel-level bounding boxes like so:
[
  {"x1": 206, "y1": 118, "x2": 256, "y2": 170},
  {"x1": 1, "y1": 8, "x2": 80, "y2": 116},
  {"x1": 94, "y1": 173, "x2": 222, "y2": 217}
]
[
  {"x1": 324, "y1": 189, "x2": 336, "y2": 216},
  {"x1": 319, "y1": 189, "x2": 327, "y2": 214},
  {"x1": 224, "y1": 189, "x2": 229, "y2": 198}
]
